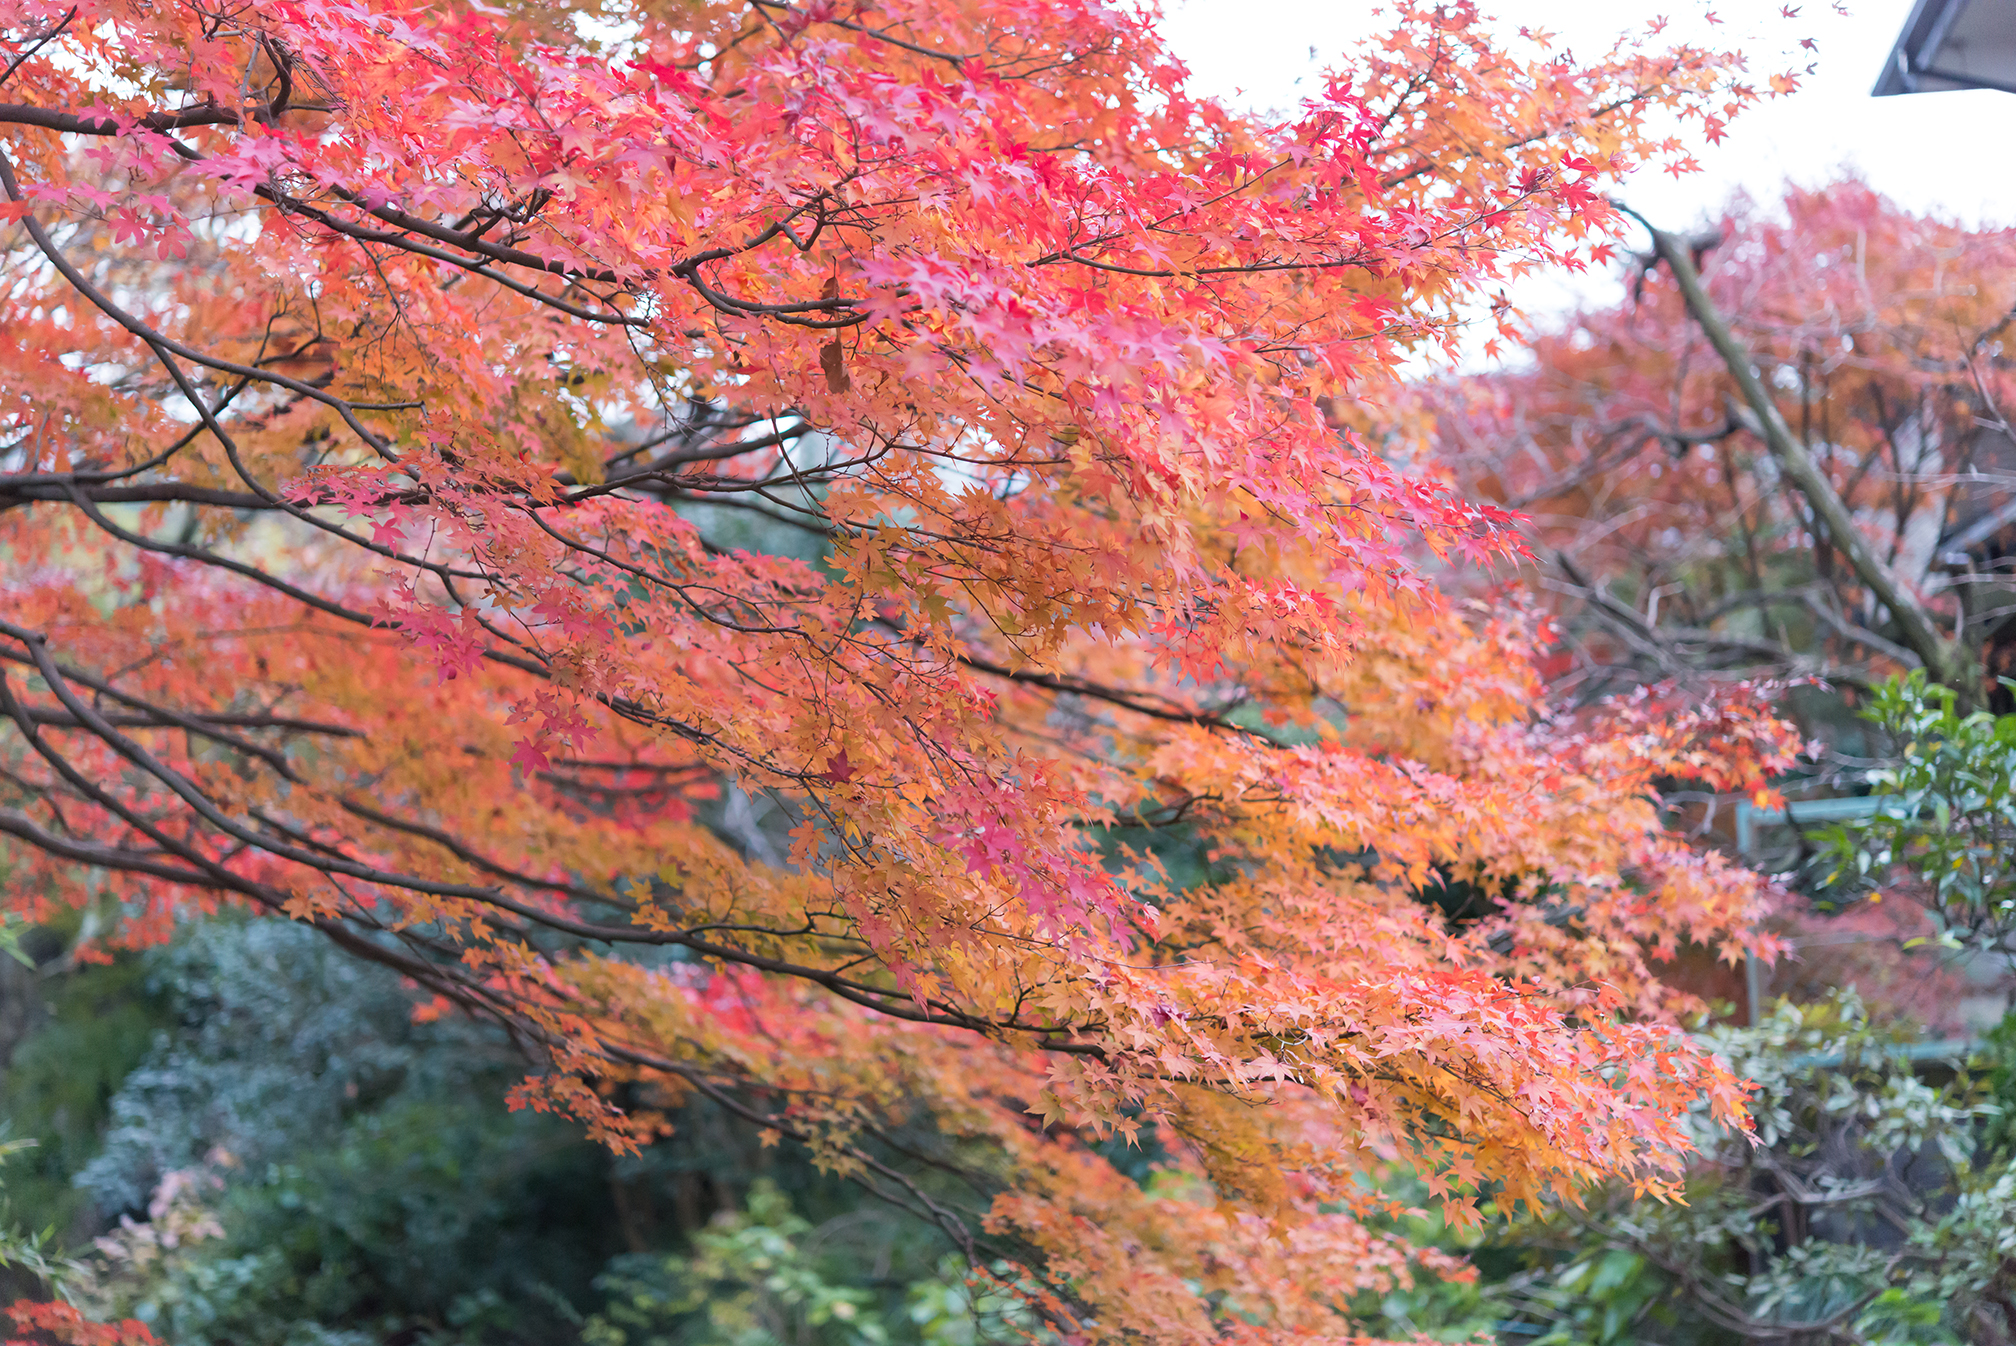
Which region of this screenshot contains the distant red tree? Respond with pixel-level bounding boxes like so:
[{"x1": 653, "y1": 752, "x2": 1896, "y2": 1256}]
[{"x1": 1425, "y1": 181, "x2": 2016, "y2": 708}]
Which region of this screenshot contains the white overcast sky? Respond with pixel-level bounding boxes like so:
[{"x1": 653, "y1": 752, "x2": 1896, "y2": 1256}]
[{"x1": 1158, "y1": 0, "x2": 2016, "y2": 336}]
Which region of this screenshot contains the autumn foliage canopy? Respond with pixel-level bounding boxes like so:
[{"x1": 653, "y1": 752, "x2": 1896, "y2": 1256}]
[{"x1": 0, "y1": 0, "x2": 1805, "y2": 1336}]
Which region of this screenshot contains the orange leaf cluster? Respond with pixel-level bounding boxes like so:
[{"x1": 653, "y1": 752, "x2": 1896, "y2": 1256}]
[{"x1": 5, "y1": 1302, "x2": 157, "y2": 1346}]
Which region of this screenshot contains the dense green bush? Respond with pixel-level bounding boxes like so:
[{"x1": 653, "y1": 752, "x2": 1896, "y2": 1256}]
[
  {"x1": 1491, "y1": 994, "x2": 2016, "y2": 1345},
  {"x1": 3, "y1": 917, "x2": 1004, "y2": 1346},
  {"x1": 584, "y1": 1180, "x2": 1029, "y2": 1346},
  {"x1": 1817, "y1": 670, "x2": 2016, "y2": 968}
]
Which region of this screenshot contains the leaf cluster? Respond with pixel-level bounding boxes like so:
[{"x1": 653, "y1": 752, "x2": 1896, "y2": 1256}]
[{"x1": 1819, "y1": 671, "x2": 2016, "y2": 967}]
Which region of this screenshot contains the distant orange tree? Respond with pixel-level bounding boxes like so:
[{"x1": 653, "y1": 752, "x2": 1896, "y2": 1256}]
[
  {"x1": 0, "y1": 0, "x2": 1799, "y2": 1335},
  {"x1": 1425, "y1": 182, "x2": 2016, "y2": 710}
]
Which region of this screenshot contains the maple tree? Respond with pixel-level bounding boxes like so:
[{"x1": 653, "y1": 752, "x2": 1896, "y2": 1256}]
[
  {"x1": 1423, "y1": 182, "x2": 2016, "y2": 713},
  {"x1": 0, "y1": 0, "x2": 1807, "y2": 1335}
]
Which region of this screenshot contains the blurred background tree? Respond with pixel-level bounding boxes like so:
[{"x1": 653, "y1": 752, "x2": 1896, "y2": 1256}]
[{"x1": 1423, "y1": 180, "x2": 2016, "y2": 718}]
